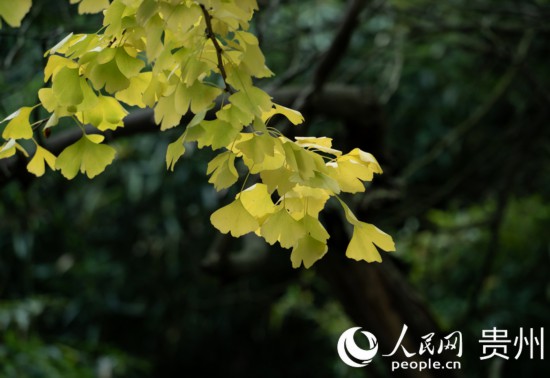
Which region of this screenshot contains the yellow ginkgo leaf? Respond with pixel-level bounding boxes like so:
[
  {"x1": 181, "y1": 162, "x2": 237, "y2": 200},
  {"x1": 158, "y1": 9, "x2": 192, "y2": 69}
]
[
  {"x1": 295, "y1": 136, "x2": 341, "y2": 156},
  {"x1": 283, "y1": 186, "x2": 330, "y2": 218},
  {"x1": 166, "y1": 132, "x2": 186, "y2": 171},
  {"x1": 346, "y1": 222, "x2": 395, "y2": 263},
  {"x1": 326, "y1": 149, "x2": 382, "y2": 193},
  {"x1": 27, "y1": 145, "x2": 56, "y2": 177},
  {"x1": 290, "y1": 235, "x2": 328, "y2": 269},
  {"x1": 302, "y1": 214, "x2": 330, "y2": 243},
  {"x1": 260, "y1": 166, "x2": 296, "y2": 196},
  {"x1": 70, "y1": 0, "x2": 110, "y2": 14},
  {"x1": 195, "y1": 119, "x2": 240, "y2": 150},
  {"x1": 234, "y1": 132, "x2": 276, "y2": 164},
  {"x1": 55, "y1": 134, "x2": 116, "y2": 179},
  {"x1": 0, "y1": 0, "x2": 31, "y2": 27},
  {"x1": 239, "y1": 183, "x2": 276, "y2": 219},
  {"x1": 210, "y1": 198, "x2": 259, "y2": 237},
  {"x1": 1, "y1": 107, "x2": 34, "y2": 140},
  {"x1": 0, "y1": 139, "x2": 16, "y2": 159},
  {"x1": 260, "y1": 207, "x2": 306, "y2": 249},
  {"x1": 116, "y1": 72, "x2": 152, "y2": 108},
  {"x1": 206, "y1": 151, "x2": 238, "y2": 191},
  {"x1": 262, "y1": 104, "x2": 304, "y2": 125}
]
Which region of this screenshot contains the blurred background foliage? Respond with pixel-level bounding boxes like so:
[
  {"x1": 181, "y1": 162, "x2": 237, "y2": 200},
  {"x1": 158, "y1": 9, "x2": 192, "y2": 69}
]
[{"x1": 1, "y1": 0, "x2": 549, "y2": 377}]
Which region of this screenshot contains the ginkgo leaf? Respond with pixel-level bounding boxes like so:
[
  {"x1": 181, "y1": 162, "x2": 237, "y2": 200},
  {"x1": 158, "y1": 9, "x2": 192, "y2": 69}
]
[
  {"x1": 116, "y1": 72, "x2": 152, "y2": 107},
  {"x1": 44, "y1": 55, "x2": 78, "y2": 82},
  {"x1": 346, "y1": 222, "x2": 395, "y2": 263},
  {"x1": 166, "y1": 132, "x2": 186, "y2": 171},
  {"x1": 326, "y1": 150, "x2": 382, "y2": 193},
  {"x1": 283, "y1": 141, "x2": 318, "y2": 181},
  {"x1": 210, "y1": 198, "x2": 259, "y2": 237},
  {"x1": 194, "y1": 119, "x2": 240, "y2": 150},
  {"x1": 2, "y1": 107, "x2": 34, "y2": 140},
  {"x1": 260, "y1": 207, "x2": 306, "y2": 249},
  {"x1": 154, "y1": 94, "x2": 182, "y2": 131},
  {"x1": 52, "y1": 67, "x2": 83, "y2": 106},
  {"x1": 234, "y1": 133, "x2": 276, "y2": 164},
  {"x1": 217, "y1": 104, "x2": 253, "y2": 129},
  {"x1": 70, "y1": 0, "x2": 109, "y2": 14},
  {"x1": 27, "y1": 145, "x2": 56, "y2": 177},
  {"x1": 283, "y1": 186, "x2": 331, "y2": 218},
  {"x1": 229, "y1": 86, "x2": 272, "y2": 117},
  {"x1": 115, "y1": 47, "x2": 145, "y2": 79},
  {"x1": 262, "y1": 104, "x2": 304, "y2": 125},
  {"x1": 55, "y1": 134, "x2": 116, "y2": 179},
  {"x1": 239, "y1": 183, "x2": 276, "y2": 219},
  {"x1": 206, "y1": 151, "x2": 238, "y2": 191},
  {"x1": 0, "y1": 139, "x2": 16, "y2": 159},
  {"x1": 260, "y1": 167, "x2": 297, "y2": 196},
  {"x1": 0, "y1": 0, "x2": 31, "y2": 27},
  {"x1": 88, "y1": 58, "x2": 130, "y2": 93},
  {"x1": 295, "y1": 136, "x2": 341, "y2": 156},
  {"x1": 240, "y1": 138, "x2": 285, "y2": 173},
  {"x1": 290, "y1": 235, "x2": 328, "y2": 269},
  {"x1": 302, "y1": 214, "x2": 330, "y2": 243},
  {"x1": 190, "y1": 83, "x2": 222, "y2": 114},
  {"x1": 77, "y1": 95, "x2": 127, "y2": 131}
]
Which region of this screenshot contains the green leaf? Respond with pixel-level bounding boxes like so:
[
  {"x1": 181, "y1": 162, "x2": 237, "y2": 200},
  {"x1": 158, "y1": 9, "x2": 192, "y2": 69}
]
[
  {"x1": 195, "y1": 119, "x2": 240, "y2": 150},
  {"x1": 55, "y1": 134, "x2": 116, "y2": 179},
  {"x1": 166, "y1": 132, "x2": 186, "y2": 171},
  {"x1": 88, "y1": 58, "x2": 130, "y2": 93},
  {"x1": 210, "y1": 198, "x2": 259, "y2": 237},
  {"x1": 229, "y1": 86, "x2": 272, "y2": 117},
  {"x1": 0, "y1": 0, "x2": 31, "y2": 27},
  {"x1": 115, "y1": 47, "x2": 145, "y2": 78},
  {"x1": 217, "y1": 104, "x2": 252, "y2": 129},
  {"x1": 1, "y1": 107, "x2": 34, "y2": 140},
  {"x1": 234, "y1": 133, "x2": 276, "y2": 164},
  {"x1": 27, "y1": 145, "x2": 56, "y2": 177},
  {"x1": 52, "y1": 67, "x2": 83, "y2": 106},
  {"x1": 206, "y1": 151, "x2": 238, "y2": 191},
  {"x1": 291, "y1": 236, "x2": 328, "y2": 269}
]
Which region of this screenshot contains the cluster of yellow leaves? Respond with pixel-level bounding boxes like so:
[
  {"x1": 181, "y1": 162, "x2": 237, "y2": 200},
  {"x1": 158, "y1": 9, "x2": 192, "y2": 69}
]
[
  {"x1": 208, "y1": 132, "x2": 395, "y2": 268},
  {"x1": 0, "y1": 0, "x2": 395, "y2": 268}
]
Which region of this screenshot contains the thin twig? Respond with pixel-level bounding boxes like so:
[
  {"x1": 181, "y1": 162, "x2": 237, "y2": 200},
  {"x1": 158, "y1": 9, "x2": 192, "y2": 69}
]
[{"x1": 199, "y1": 5, "x2": 232, "y2": 93}]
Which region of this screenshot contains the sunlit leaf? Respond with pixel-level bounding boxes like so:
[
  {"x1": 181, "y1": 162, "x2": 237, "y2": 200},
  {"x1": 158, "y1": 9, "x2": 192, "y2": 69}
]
[
  {"x1": 1, "y1": 107, "x2": 34, "y2": 140},
  {"x1": 346, "y1": 222, "x2": 395, "y2": 263},
  {"x1": 56, "y1": 134, "x2": 116, "y2": 179},
  {"x1": 27, "y1": 145, "x2": 56, "y2": 177},
  {"x1": 210, "y1": 198, "x2": 259, "y2": 237}
]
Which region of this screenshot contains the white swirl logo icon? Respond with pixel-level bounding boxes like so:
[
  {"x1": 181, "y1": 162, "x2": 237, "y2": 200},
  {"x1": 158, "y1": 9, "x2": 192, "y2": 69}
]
[{"x1": 337, "y1": 327, "x2": 379, "y2": 367}]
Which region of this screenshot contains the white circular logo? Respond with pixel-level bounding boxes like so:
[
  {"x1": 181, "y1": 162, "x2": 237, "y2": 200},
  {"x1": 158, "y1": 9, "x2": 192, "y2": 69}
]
[{"x1": 337, "y1": 327, "x2": 379, "y2": 368}]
